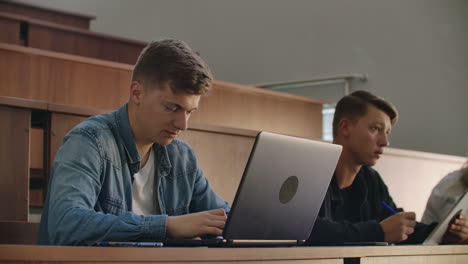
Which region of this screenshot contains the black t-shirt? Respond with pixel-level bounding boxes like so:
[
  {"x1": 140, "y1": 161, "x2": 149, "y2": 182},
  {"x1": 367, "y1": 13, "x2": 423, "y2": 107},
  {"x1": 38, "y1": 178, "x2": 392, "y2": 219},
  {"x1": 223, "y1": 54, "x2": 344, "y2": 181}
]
[{"x1": 333, "y1": 182, "x2": 363, "y2": 223}]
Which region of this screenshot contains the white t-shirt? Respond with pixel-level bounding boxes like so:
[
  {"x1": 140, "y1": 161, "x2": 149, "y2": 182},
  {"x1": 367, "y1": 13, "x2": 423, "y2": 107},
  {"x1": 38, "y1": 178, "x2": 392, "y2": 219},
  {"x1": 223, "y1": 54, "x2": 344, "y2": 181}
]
[
  {"x1": 132, "y1": 149, "x2": 157, "y2": 216},
  {"x1": 421, "y1": 169, "x2": 468, "y2": 224}
]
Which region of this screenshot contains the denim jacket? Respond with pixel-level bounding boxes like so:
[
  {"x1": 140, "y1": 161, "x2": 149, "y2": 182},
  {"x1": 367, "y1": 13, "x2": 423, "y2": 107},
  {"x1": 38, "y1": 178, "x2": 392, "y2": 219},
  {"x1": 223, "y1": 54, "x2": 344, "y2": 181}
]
[{"x1": 38, "y1": 104, "x2": 229, "y2": 245}]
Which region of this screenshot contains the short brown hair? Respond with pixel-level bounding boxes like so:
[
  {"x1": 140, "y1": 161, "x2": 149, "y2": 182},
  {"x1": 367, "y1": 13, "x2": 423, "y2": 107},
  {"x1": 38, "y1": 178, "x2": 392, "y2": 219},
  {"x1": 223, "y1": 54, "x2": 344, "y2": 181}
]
[
  {"x1": 132, "y1": 38, "x2": 213, "y2": 95},
  {"x1": 332, "y1": 90, "x2": 398, "y2": 137}
]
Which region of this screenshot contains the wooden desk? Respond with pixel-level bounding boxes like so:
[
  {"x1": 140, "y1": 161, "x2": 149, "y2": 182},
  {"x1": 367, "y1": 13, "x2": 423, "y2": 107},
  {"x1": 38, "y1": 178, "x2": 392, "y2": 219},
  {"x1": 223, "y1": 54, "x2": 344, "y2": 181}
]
[
  {"x1": 0, "y1": 0, "x2": 95, "y2": 29},
  {"x1": 0, "y1": 12, "x2": 145, "y2": 65},
  {"x1": 0, "y1": 44, "x2": 324, "y2": 140},
  {"x1": 0, "y1": 244, "x2": 467, "y2": 264},
  {"x1": 0, "y1": 104, "x2": 31, "y2": 221},
  {"x1": 0, "y1": 96, "x2": 257, "y2": 212},
  {"x1": 0, "y1": 12, "x2": 24, "y2": 45},
  {"x1": 0, "y1": 222, "x2": 38, "y2": 244}
]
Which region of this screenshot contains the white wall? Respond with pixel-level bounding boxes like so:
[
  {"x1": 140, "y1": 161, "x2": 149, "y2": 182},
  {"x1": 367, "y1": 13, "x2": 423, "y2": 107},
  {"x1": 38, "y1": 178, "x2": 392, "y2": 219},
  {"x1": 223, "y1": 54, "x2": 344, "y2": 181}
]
[
  {"x1": 374, "y1": 148, "x2": 466, "y2": 220},
  {"x1": 15, "y1": 0, "x2": 468, "y2": 157}
]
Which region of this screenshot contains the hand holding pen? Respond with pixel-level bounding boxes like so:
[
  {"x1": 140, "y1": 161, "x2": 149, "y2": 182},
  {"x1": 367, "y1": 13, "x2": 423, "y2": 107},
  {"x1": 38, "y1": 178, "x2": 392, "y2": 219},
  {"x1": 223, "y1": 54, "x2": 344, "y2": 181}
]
[{"x1": 379, "y1": 201, "x2": 416, "y2": 244}]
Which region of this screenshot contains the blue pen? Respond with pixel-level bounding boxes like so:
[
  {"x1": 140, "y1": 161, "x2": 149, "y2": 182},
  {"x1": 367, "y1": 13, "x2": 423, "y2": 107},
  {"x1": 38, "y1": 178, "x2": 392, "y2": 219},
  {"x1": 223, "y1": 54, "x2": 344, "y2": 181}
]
[
  {"x1": 95, "y1": 241, "x2": 163, "y2": 247},
  {"x1": 380, "y1": 201, "x2": 397, "y2": 215}
]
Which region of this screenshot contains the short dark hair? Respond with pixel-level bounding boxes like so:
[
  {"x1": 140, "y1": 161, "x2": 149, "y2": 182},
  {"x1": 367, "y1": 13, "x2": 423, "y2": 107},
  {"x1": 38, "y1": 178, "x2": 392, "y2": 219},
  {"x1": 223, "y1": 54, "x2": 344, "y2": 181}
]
[
  {"x1": 132, "y1": 38, "x2": 213, "y2": 95},
  {"x1": 332, "y1": 90, "x2": 398, "y2": 137}
]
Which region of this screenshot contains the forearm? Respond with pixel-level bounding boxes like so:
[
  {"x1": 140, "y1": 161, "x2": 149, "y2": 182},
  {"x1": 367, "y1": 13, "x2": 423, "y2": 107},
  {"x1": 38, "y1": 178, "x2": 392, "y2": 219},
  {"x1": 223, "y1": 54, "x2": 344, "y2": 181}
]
[
  {"x1": 307, "y1": 217, "x2": 384, "y2": 245},
  {"x1": 47, "y1": 207, "x2": 167, "y2": 245},
  {"x1": 190, "y1": 169, "x2": 230, "y2": 213}
]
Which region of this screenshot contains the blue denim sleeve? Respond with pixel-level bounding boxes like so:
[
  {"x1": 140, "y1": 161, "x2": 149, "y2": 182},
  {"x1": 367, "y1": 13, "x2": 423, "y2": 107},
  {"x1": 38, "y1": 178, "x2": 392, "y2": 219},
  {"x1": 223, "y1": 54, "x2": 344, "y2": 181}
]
[
  {"x1": 44, "y1": 130, "x2": 167, "y2": 245},
  {"x1": 189, "y1": 167, "x2": 230, "y2": 214}
]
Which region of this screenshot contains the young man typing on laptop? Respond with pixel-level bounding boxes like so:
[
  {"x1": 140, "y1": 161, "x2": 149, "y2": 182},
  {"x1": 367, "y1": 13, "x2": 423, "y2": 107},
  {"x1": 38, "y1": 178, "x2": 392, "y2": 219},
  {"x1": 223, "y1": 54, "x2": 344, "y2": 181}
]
[
  {"x1": 307, "y1": 90, "x2": 468, "y2": 245},
  {"x1": 38, "y1": 39, "x2": 229, "y2": 245}
]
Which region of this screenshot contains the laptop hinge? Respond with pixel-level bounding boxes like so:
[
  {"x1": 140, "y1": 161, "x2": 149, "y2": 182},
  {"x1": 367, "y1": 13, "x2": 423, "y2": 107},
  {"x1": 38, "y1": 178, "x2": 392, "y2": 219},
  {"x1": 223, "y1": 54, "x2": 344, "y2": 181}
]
[{"x1": 225, "y1": 239, "x2": 303, "y2": 247}]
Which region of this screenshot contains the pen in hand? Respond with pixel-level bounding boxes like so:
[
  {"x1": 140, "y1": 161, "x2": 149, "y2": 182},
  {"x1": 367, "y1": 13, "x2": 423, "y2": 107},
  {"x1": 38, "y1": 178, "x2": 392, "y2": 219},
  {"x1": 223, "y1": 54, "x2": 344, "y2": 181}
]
[{"x1": 380, "y1": 201, "x2": 397, "y2": 215}]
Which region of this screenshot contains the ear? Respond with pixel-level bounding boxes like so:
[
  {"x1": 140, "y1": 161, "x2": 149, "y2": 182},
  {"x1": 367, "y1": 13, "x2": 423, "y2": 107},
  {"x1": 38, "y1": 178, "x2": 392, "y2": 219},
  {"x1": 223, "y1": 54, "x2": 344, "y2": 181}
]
[
  {"x1": 338, "y1": 118, "x2": 353, "y2": 138},
  {"x1": 129, "y1": 81, "x2": 144, "y2": 105}
]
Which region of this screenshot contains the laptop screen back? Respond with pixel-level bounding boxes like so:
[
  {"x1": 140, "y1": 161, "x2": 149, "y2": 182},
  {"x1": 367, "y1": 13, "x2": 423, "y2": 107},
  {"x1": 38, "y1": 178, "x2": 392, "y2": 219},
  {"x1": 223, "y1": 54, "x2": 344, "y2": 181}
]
[{"x1": 223, "y1": 131, "x2": 342, "y2": 240}]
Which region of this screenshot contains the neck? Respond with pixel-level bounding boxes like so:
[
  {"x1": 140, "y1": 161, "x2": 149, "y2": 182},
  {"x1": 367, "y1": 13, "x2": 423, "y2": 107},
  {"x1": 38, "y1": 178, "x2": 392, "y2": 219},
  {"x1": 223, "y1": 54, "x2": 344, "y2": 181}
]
[
  {"x1": 136, "y1": 142, "x2": 153, "y2": 168},
  {"x1": 333, "y1": 140, "x2": 362, "y2": 189}
]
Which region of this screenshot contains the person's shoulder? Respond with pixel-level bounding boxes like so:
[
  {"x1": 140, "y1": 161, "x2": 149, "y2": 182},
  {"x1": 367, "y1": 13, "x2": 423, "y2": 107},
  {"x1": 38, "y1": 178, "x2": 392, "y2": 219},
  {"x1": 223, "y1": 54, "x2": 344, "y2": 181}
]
[
  {"x1": 360, "y1": 166, "x2": 387, "y2": 186},
  {"x1": 67, "y1": 112, "x2": 115, "y2": 140},
  {"x1": 163, "y1": 139, "x2": 199, "y2": 173},
  {"x1": 62, "y1": 112, "x2": 119, "y2": 158},
  {"x1": 437, "y1": 170, "x2": 464, "y2": 186},
  {"x1": 79, "y1": 113, "x2": 113, "y2": 132},
  {"x1": 166, "y1": 138, "x2": 196, "y2": 156},
  {"x1": 432, "y1": 169, "x2": 464, "y2": 193}
]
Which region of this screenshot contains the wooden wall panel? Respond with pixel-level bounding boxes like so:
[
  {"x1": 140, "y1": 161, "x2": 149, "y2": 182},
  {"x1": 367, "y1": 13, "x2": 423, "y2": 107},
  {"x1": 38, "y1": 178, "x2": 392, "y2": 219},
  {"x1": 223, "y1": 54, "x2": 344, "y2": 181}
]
[
  {"x1": 48, "y1": 59, "x2": 130, "y2": 110},
  {"x1": 0, "y1": 44, "x2": 324, "y2": 139},
  {"x1": 0, "y1": 106, "x2": 30, "y2": 221},
  {"x1": 0, "y1": 1, "x2": 94, "y2": 29},
  {"x1": 179, "y1": 130, "x2": 255, "y2": 204},
  {"x1": 192, "y1": 81, "x2": 323, "y2": 139},
  {"x1": 114, "y1": 41, "x2": 146, "y2": 66},
  {"x1": 0, "y1": 15, "x2": 22, "y2": 45},
  {"x1": 29, "y1": 128, "x2": 43, "y2": 169},
  {"x1": 28, "y1": 23, "x2": 145, "y2": 65},
  {"x1": 0, "y1": 221, "x2": 39, "y2": 244},
  {"x1": 0, "y1": 45, "x2": 131, "y2": 110},
  {"x1": 0, "y1": 48, "x2": 51, "y2": 101},
  {"x1": 0, "y1": 12, "x2": 144, "y2": 65}
]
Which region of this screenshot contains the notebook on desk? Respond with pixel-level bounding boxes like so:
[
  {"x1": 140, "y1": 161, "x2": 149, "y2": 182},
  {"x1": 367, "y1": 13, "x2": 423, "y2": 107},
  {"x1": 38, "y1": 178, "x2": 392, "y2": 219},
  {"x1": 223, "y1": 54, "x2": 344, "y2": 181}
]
[{"x1": 164, "y1": 131, "x2": 342, "y2": 247}]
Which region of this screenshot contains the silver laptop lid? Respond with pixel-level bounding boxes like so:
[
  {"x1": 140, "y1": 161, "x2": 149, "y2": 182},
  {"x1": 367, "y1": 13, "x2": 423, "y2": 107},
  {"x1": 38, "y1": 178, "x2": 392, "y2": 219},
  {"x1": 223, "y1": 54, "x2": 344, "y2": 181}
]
[{"x1": 223, "y1": 131, "x2": 342, "y2": 240}]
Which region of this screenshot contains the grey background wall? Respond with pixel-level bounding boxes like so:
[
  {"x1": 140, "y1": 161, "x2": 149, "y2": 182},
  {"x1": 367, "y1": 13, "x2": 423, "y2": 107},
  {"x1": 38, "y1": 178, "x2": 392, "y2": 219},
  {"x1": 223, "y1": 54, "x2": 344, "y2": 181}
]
[{"x1": 15, "y1": 0, "x2": 468, "y2": 157}]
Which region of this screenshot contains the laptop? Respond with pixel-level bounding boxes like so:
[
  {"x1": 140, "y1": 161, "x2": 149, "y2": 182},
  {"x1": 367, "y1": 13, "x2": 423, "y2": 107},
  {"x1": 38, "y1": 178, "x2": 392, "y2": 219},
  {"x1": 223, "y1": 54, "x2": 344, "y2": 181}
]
[
  {"x1": 423, "y1": 190, "x2": 468, "y2": 245},
  {"x1": 164, "y1": 131, "x2": 342, "y2": 247}
]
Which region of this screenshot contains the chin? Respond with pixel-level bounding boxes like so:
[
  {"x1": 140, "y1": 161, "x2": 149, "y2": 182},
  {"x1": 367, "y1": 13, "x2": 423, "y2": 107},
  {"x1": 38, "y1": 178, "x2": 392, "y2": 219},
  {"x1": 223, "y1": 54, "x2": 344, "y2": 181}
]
[
  {"x1": 365, "y1": 159, "x2": 378, "y2": 167},
  {"x1": 161, "y1": 139, "x2": 174, "y2": 146},
  {"x1": 155, "y1": 137, "x2": 175, "y2": 146}
]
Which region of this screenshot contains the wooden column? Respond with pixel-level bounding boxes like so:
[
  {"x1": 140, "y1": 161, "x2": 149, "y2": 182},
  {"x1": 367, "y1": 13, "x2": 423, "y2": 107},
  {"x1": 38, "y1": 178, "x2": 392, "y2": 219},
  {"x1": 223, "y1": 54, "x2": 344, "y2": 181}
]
[{"x1": 0, "y1": 106, "x2": 30, "y2": 221}]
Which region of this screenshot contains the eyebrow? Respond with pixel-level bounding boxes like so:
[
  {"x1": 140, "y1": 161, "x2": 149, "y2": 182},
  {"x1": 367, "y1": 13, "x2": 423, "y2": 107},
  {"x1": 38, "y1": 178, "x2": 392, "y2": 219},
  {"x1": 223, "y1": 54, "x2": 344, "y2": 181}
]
[
  {"x1": 164, "y1": 101, "x2": 198, "y2": 112},
  {"x1": 372, "y1": 121, "x2": 392, "y2": 132}
]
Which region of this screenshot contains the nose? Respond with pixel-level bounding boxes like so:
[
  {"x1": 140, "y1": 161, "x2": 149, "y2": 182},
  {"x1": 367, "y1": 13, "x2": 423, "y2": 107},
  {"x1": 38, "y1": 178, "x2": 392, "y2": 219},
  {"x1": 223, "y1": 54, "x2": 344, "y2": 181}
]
[
  {"x1": 173, "y1": 111, "x2": 189, "y2": 131},
  {"x1": 379, "y1": 133, "x2": 390, "y2": 147}
]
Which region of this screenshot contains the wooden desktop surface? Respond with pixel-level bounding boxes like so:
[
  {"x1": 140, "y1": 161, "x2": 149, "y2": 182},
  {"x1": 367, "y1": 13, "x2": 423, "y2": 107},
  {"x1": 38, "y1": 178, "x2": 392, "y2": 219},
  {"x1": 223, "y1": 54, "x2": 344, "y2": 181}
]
[{"x1": 0, "y1": 244, "x2": 467, "y2": 264}]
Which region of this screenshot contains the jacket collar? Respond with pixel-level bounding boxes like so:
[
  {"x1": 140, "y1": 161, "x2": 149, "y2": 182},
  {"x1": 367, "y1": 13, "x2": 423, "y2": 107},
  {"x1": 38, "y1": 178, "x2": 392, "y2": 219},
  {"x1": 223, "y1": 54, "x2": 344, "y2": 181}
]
[
  {"x1": 154, "y1": 144, "x2": 172, "y2": 177},
  {"x1": 116, "y1": 103, "x2": 140, "y2": 174}
]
